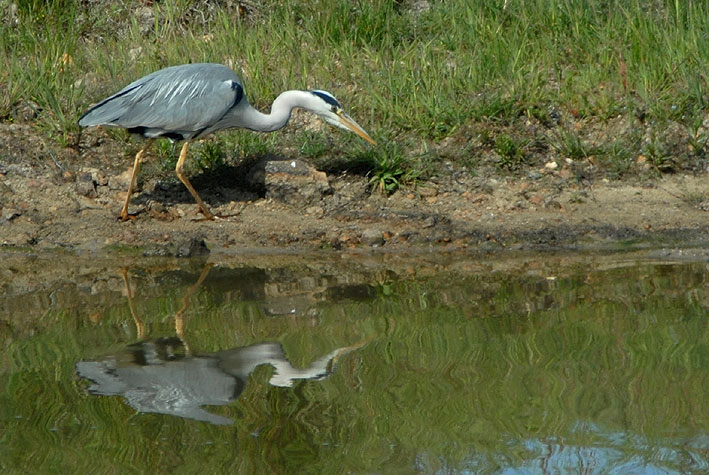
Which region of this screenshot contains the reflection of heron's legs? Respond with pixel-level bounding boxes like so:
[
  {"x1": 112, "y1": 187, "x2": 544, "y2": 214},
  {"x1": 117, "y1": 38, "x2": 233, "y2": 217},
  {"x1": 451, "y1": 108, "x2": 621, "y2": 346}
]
[
  {"x1": 120, "y1": 263, "x2": 211, "y2": 346},
  {"x1": 175, "y1": 140, "x2": 215, "y2": 220},
  {"x1": 174, "y1": 263, "x2": 213, "y2": 355},
  {"x1": 120, "y1": 139, "x2": 154, "y2": 221},
  {"x1": 120, "y1": 268, "x2": 145, "y2": 339}
]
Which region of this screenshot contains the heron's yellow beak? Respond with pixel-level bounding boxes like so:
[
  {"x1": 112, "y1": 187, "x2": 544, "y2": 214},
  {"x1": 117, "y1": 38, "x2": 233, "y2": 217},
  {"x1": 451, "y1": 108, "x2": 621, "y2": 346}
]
[{"x1": 338, "y1": 112, "x2": 377, "y2": 145}]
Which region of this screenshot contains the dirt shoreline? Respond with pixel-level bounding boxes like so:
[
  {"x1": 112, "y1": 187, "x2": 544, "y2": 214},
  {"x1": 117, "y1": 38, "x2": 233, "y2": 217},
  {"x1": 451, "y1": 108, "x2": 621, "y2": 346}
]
[{"x1": 1, "y1": 124, "x2": 708, "y2": 256}]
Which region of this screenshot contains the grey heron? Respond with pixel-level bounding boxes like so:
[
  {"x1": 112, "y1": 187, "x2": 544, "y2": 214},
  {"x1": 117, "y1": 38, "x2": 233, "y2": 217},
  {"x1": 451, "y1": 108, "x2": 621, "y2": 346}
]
[{"x1": 78, "y1": 63, "x2": 376, "y2": 220}]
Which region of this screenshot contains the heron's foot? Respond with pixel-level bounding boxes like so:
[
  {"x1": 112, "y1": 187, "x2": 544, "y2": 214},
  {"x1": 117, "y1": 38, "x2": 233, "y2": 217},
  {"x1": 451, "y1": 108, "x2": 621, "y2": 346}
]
[
  {"x1": 119, "y1": 212, "x2": 139, "y2": 222},
  {"x1": 192, "y1": 209, "x2": 216, "y2": 221},
  {"x1": 191, "y1": 203, "x2": 242, "y2": 221},
  {"x1": 192, "y1": 212, "x2": 239, "y2": 222}
]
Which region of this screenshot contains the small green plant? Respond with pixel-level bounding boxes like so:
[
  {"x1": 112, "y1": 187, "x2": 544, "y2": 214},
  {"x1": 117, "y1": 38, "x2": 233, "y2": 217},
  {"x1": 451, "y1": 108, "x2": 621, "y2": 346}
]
[
  {"x1": 685, "y1": 114, "x2": 708, "y2": 157},
  {"x1": 34, "y1": 79, "x2": 80, "y2": 144},
  {"x1": 644, "y1": 136, "x2": 675, "y2": 173},
  {"x1": 494, "y1": 133, "x2": 526, "y2": 170},
  {"x1": 470, "y1": 94, "x2": 522, "y2": 124},
  {"x1": 550, "y1": 129, "x2": 596, "y2": 161},
  {"x1": 195, "y1": 139, "x2": 226, "y2": 171},
  {"x1": 350, "y1": 142, "x2": 413, "y2": 194},
  {"x1": 232, "y1": 131, "x2": 273, "y2": 158},
  {"x1": 369, "y1": 155, "x2": 405, "y2": 193},
  {"x1": 598, "y1": 138, "x2": 636, "y2": 178},
  {"x1": 155, "y1": 140, "x2": 179, "y2": 172}
]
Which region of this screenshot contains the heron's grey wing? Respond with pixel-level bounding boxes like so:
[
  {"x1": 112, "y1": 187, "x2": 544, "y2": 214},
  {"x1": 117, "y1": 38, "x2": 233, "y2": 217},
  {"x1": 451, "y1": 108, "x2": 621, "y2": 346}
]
[{"x1": 79, "y1": 64, "x2": 243, "y2": 136}]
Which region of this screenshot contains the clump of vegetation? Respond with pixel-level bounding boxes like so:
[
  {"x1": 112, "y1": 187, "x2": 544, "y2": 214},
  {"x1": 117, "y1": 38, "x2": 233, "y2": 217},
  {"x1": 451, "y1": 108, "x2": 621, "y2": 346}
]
[
  {"x1": 194, "y1": 140, "x2": 227, "y2": 172},
  {"x1": 350, "y1": 142, "x2": 416, "y2": 194},
  {"x1": 155, "y1": 140, "x2": 179, "y2": 173},
  {"x1": 494, "y1": 133, "x2": 527, "y2": 170},
  {"x1": 549, "y1": 129, "x2": 597, "y2": 162},
  {"x1": 1, "y1": 0, "x2": 708, "y2": 181}
]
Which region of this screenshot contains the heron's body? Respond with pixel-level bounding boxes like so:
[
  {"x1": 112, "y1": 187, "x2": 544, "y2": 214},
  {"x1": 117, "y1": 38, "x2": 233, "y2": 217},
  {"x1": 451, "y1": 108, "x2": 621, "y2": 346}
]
[{"x1": 78, "y1": 63, "x2": 375, "y2": 220}]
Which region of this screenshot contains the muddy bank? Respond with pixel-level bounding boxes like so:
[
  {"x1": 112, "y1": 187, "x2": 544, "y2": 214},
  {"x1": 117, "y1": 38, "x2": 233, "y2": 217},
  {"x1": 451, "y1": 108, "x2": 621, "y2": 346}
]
[{"x1": 0, "y1": 124, "x2": 708, "y2": 256}]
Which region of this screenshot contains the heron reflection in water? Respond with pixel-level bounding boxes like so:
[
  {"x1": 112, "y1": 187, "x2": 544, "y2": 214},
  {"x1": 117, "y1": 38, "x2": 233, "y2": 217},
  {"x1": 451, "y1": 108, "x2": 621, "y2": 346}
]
[{"x1": 76, "y1": 265, "x2": 368, "y2": 425}]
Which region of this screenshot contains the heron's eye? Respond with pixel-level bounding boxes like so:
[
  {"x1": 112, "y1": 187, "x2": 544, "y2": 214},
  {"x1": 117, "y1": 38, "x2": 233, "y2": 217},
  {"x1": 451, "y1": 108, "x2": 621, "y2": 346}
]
[{"x1": 333, "y1": 107, "x2": 343, "y2": 115}]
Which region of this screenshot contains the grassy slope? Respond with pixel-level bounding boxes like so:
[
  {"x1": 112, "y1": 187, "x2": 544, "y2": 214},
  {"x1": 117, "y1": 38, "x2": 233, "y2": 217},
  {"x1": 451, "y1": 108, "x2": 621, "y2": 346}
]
[{"x1": 1, "y1": 0, "x2": 708, "y2": 188}]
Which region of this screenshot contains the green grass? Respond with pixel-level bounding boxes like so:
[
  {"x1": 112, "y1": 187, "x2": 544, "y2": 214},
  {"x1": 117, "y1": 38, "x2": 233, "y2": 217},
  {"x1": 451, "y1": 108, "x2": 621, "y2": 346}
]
[
  {"x1": 2, "y1": 0, "x2": 708, "y2": 181},
  {"x1": 550, "y1": 128, "x2": 599, "y2": 161},
  {"x1": 362, "y1": 142, "x2": 413, "y2": 194},
  {"x1": 494, "y1": 133, "x2": 528, "y2": 170}
]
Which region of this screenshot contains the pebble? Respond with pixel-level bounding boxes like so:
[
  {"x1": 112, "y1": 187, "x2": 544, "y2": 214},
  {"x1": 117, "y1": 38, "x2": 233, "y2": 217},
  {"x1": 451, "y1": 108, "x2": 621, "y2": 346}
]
[
  {"x1": 418, "y1": 185, "x2": 438, "y2": 198},
  {"x1": 305, "y1": 206, "x2": 325, "y2": 218},
  {"x1": 148, "y1": 201, "x2": 167, "y2": 213},
  {"x1": 1, "y1": 231, "x2": 31, "y2": 245},
  {"x1": 177, "y1": 238, "x2": 210, "y2": 258},
  {"x1": 2, "y1": 207, "x2": 21, "y2": 221},
  {"x1": 142, "y1": 237, "x2": 211, "y2": 258},
  {"x1": 528, "y1": 195, "x2": 543, "y2": 205},
  {"x1": 545, "y1": 199, "x2": 563, "y2": 210},
  {"x1": 75, "y1": 172, "x2": 97, "y2": 198},
  {"x1": 361, "y1": 229, "x2": 385, "y2": 247},
  {"x1": 92, "y1": 170, "x2": 109, "y2": 187},
  {"x1": 422, "y1": 216, "x2": 436, "y2": 228},
  {"x1": 528, "y1": 171, "x2": 543, "y2": 180}
]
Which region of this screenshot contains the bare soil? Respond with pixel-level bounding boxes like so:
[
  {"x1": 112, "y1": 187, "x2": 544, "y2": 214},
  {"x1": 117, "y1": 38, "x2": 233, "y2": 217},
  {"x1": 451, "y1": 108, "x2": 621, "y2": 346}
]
[{"x1": 1, "y1": 123, "x2": 708, "y2": 256}]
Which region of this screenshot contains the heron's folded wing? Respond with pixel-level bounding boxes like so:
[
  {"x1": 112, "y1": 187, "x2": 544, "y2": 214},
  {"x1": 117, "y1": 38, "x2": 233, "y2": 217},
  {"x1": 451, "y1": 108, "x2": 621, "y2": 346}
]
[{"x1": 79, "y1": 71, "x2": 241, "y2": 135}]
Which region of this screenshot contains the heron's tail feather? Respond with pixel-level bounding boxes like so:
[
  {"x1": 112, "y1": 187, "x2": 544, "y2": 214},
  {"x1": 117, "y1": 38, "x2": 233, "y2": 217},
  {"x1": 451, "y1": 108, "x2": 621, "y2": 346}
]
[{"x1": 78, "y1": 83, "x2": 143, "y2": 127}]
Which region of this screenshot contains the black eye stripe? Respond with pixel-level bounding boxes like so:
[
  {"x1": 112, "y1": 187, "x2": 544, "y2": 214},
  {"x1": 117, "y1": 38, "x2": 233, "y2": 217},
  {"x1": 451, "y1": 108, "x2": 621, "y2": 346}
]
[{"x1": 311, "y1": 90, "x2": 342, "y2": 109}]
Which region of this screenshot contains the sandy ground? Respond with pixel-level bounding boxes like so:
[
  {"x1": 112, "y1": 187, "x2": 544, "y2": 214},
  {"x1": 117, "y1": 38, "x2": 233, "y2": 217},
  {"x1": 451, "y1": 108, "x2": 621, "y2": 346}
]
[{"x1": 1, "y1": 123, "x2": 708, "y2": 256}]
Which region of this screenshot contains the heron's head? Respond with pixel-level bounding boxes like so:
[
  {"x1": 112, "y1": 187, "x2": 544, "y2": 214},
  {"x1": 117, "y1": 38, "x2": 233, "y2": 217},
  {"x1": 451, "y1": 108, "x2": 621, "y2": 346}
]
[{"x1": 309, "y1": 90, "x2": 376, "y2": 145}]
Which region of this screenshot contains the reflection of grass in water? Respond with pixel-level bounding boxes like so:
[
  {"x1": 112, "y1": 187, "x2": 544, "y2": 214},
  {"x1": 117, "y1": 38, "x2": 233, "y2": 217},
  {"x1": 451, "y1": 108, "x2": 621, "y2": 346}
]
[{"x1": 1, "y1": 259, "x2": 707, "y2": 472}]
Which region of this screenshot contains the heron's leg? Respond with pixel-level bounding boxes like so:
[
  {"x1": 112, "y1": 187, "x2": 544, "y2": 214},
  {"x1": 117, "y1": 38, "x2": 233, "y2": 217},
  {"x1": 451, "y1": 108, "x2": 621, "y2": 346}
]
[
  {"x1": 175, "y1": 140, "x2": 215, "y2": 220},
  {"x1": 120, "y1": 139, "x2": 154, "y2": 221}
]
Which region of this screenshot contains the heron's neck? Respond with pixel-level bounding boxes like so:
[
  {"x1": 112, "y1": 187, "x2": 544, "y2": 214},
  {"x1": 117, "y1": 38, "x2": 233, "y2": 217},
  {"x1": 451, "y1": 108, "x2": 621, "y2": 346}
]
[{"x1": 242, "y1": 90, "x2": 313, "y2": 132}]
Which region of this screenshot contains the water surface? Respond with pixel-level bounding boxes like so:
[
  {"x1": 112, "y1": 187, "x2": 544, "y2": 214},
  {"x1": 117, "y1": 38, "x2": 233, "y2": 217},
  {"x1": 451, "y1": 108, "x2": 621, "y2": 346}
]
[{"x1": 1, "y1": 251, "x2": 707, "y2": 473}]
